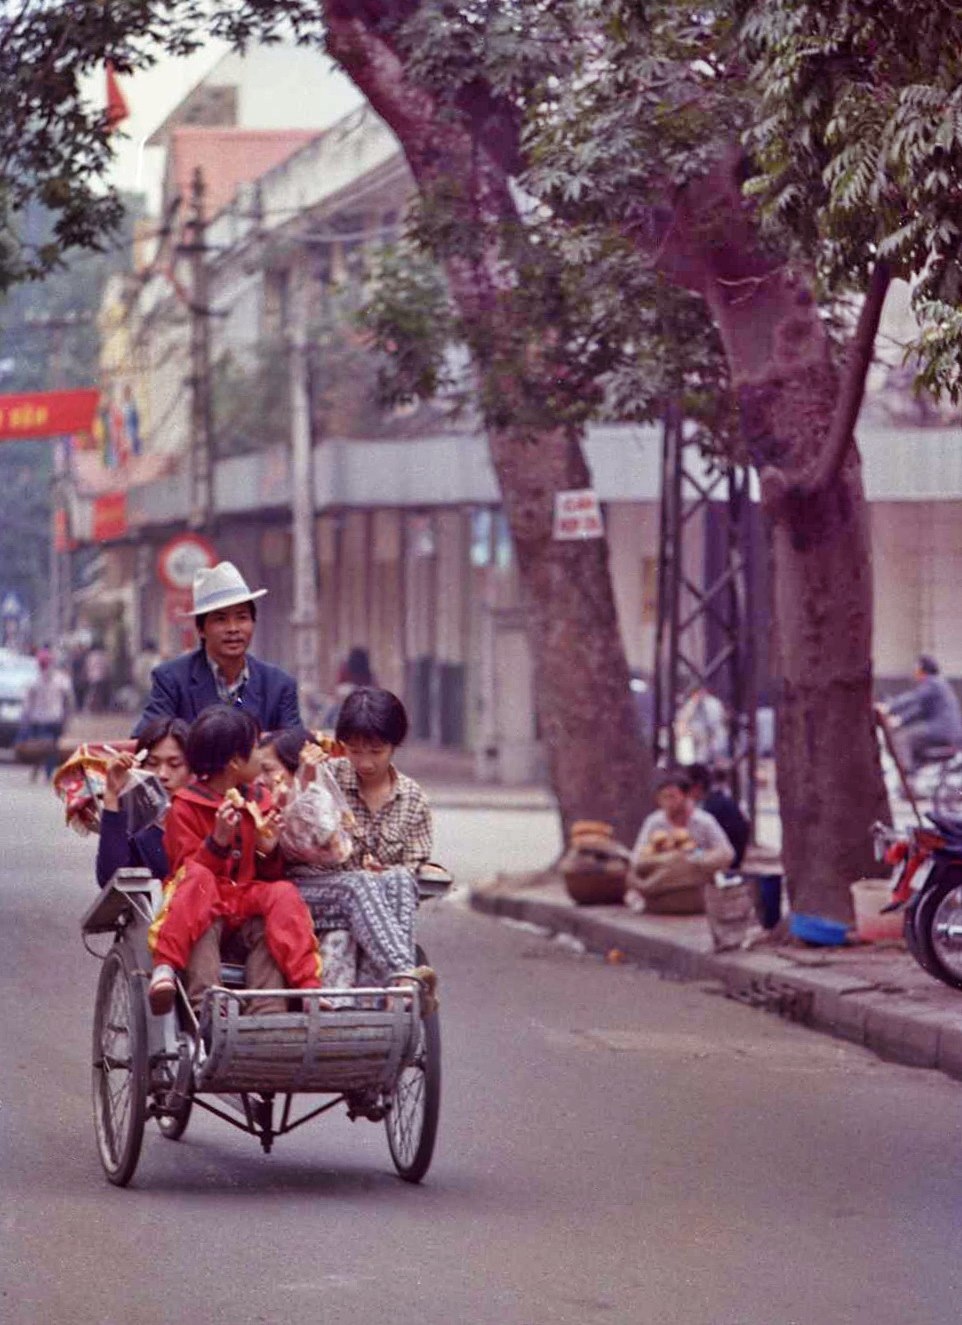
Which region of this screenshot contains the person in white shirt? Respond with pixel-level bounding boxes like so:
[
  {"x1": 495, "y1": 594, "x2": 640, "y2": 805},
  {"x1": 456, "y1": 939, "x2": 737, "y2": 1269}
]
[
  {"x1": 626, "y1": 768, "x2": 734, "y2": 915},
  {"x1": 19, "y1": 647, "x2": 74, "y2": 779}
]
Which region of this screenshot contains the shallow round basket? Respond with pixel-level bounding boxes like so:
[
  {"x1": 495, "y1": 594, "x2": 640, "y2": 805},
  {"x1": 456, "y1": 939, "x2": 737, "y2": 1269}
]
[{"x1": 562, "y1": 868, "x2": 627, "y2": 906}]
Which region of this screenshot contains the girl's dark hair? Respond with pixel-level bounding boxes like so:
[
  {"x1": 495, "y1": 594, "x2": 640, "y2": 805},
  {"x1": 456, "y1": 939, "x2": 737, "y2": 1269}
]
[
  {"x1": 257, "y1": 726, "x2": 309, "y2": 774},
  {"x1": 335, "y1": 686, "x2": 408, "y2": 747},
  {"x1": 135, "y1": 716, "x2": 189, "y2": 756},
  {"x1": 186, "y1": 705, "x2": 259, "y2": 778}
]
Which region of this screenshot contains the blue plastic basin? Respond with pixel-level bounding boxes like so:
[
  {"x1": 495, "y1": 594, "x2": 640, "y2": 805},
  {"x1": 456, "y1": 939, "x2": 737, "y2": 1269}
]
[{"x1": 789, "y1": 913, "x2": 850, "y2": 946}]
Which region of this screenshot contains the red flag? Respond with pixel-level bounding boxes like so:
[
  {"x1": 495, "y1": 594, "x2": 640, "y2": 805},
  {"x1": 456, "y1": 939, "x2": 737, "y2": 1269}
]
[{"x1": 106, "y1": 62, "x2": 129, "y2": 129}]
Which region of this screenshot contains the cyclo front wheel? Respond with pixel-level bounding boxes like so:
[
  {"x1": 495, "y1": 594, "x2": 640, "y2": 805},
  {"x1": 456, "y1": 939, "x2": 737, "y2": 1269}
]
[
  {"x1": 385, "y1": 947, "x2": 440, "y2": 1183},
  {"x1": 92, "y1": 945, "x2": 148, "y2": 1186}
]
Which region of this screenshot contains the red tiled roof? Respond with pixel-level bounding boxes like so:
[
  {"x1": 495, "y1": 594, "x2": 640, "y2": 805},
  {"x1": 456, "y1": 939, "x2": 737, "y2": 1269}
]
[{"x1": 166, "y1": 126, "x2": 320, "y2": 219}]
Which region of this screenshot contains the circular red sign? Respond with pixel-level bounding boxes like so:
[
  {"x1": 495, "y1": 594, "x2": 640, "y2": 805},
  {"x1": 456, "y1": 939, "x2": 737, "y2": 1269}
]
[{"x1": 157, "y1": 533, "x2": 217, "y2": 592}]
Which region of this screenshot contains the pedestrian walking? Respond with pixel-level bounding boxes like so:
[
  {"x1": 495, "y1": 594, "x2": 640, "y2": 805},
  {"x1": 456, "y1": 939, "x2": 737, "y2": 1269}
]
[
  {"x1": 84, "y1": 642, "x2": 110, "y2": 713},
  {"x1": 19, "y1": 646, "x2": 74, "y2": 780}
]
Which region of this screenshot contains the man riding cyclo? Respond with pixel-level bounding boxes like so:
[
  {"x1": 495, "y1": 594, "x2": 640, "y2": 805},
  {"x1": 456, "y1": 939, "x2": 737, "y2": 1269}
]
[
  {"x1": 134, "y1": 561, "x2": 302, "y2": 737},
  {"x1": 73, "y1": 560, "x2": 436, "y2": 1012},
  {"x1": 56, "y1": 561, "x2": 312, "y2": 1015}
]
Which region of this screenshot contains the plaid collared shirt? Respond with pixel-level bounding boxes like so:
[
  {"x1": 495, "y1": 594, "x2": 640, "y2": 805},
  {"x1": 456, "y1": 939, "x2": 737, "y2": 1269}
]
[
  {"x1": 206, "y1": 651, "x2": 250, "y2": 706},
  {"x1": 329, "y1": 757, "x2": 433, "y2": 871}
]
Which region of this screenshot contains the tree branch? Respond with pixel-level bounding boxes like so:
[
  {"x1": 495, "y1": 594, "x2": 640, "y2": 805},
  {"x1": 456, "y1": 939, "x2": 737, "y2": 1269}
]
[{"x1": 789, "y1": 259, "x2": 891, "y2": 499}]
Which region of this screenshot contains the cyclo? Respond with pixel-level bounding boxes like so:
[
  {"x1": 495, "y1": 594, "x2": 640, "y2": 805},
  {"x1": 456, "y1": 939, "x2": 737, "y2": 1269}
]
[{"x1": 80, "y1": 860, "x2": 450, "y2": 1188}]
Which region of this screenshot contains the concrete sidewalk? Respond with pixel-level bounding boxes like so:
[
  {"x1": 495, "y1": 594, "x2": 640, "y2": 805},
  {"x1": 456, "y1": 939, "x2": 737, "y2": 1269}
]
[{"x1": 470, "y1": 874, "x2": 962, "y2": 1083}]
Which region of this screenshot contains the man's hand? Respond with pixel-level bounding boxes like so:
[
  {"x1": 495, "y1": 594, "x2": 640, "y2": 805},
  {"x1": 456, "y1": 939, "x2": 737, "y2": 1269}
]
[{"x1": 103, "y1": 752, "x2": 135, "y2": 812}]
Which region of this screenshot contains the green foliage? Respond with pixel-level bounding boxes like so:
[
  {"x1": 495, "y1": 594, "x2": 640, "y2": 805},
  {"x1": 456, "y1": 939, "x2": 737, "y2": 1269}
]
[
  {"x1": 7, "y1": 0, "x2": 962, "y2": 416},
  {"x1": 741, "y1": 0, "x2": 962, "y2": 387},
  {"x1": 358, "y1": 243, "x2": 463, "y2": 412},
  {"x1": 0, "y1": 1, "x2": 210, "y2": 285}
]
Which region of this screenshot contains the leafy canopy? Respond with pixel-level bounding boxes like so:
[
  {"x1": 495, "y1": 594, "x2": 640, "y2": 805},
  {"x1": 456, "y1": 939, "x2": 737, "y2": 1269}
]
[{"x1": 5, "y1": 0, "x2": 962, "y2": 405}]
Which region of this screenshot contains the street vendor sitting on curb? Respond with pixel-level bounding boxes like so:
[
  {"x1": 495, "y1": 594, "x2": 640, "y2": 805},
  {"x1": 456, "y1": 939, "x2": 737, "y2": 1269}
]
[
  {"x1": 133, "y1": 560, "x2": 301, "y2": 739},
  {"x1": 626, "y1": 768, "x2": 734, "y2": 916}
]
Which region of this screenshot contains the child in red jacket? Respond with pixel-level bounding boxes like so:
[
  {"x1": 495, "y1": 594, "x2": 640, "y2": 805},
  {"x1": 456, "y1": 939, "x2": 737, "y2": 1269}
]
[{"x1": 147, "y1": 705, "x2": 322, "y2": 1015}]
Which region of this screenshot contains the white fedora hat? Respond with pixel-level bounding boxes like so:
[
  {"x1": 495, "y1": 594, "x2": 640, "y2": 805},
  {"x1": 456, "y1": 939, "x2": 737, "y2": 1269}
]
[{"x1": 182, "y1": 561, "x2": 268, "y2": 617}]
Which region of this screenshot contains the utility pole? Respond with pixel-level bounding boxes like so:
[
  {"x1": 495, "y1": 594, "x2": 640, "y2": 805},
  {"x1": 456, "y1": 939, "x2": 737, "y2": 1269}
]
[
  {"x1": 46, "y1": 319, "x2": 70, "y2": 641},
  {"x1": 184, "y1": 167, "x2": 214, "y2": 531},
  {"x1": 288, "y1": 260, "x2": 322, "y2": 706}
]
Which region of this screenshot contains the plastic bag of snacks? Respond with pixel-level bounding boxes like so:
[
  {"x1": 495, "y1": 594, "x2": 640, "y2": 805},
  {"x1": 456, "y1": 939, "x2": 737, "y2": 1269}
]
[
  {"x1": 119, "y1": 766, "x2": 169, "y2": 837},
  {"x1": 52, "y1": 744, "x2": 113, "y2": 835},
  {"x1": 277, "y1": 745, "x2": 354, "y2": 867}
]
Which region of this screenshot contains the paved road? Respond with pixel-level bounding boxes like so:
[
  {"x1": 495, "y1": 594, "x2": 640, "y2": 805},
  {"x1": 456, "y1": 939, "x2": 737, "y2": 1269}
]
[{"x1": 2, "y1": 764, "x2": 962, "y2": 1324}]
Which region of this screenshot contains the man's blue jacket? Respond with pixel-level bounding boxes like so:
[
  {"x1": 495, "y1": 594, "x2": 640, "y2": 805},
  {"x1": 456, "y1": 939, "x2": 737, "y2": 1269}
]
[{"x1": 132, "y1": 647, "x2": 301, "y2": 738}]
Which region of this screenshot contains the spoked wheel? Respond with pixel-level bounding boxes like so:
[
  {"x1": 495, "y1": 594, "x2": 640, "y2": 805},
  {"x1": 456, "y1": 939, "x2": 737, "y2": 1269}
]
[
  {"x1": 92, "y1": 946, "x2": 148, "y2": 1186},
  {"x1": 916, "y1": 869, "x2": 962, "y2": 991},
  {"x1": 385, "y1": 947, "x2": 441, "y2": 1183}
]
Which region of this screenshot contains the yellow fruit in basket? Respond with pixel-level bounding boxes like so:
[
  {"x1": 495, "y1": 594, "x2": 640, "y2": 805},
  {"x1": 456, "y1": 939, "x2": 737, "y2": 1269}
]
[{"x1": 571, "y1": 819, "x2": 614, "y2": 839}]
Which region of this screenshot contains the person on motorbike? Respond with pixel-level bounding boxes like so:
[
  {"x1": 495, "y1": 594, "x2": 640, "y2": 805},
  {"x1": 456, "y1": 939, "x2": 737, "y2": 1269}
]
[{"x1": 882, "y1": 654, "x2": 962, "y2": 774}]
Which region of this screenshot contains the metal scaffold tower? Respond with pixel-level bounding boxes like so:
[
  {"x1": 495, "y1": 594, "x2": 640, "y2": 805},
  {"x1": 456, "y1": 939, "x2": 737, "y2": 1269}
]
[{"x1": 653, "y1": 405, "x2": 759, "y2": 833}]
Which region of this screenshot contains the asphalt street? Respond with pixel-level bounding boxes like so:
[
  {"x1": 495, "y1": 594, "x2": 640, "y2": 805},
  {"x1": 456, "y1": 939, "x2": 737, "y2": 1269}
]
[{"x1": 2, "y1": 762, "x2": 962, "y2": 1325}]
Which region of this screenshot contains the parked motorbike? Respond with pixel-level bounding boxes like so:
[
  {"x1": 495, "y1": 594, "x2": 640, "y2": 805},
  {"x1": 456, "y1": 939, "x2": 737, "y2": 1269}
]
[{"x1": 872, "y1": 816, "x2": 962, "y2": 990}]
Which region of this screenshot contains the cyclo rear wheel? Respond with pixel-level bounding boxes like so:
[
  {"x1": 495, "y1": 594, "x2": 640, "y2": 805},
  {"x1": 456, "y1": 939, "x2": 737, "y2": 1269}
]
[
  {"x1": 92, "y1": 945, "x2": 148, "y2": 1186},
  {"x1": 385, "y1": 946, "x2": 440, "y2": 1183}
]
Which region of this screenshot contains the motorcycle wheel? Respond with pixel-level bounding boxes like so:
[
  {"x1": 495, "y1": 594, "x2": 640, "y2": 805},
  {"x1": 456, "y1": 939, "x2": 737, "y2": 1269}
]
[
  {"x1": 914, "y1": 868, "x2": 962, "y2": 991},
  {"x1": 903, "y1": 891, "x2": 932, "y2": 974}
]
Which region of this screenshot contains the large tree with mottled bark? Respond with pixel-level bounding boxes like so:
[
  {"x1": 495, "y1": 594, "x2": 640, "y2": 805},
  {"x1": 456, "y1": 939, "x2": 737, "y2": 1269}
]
[{"x1": 518, "y1": 0, "x2": 962, "y2": 916}]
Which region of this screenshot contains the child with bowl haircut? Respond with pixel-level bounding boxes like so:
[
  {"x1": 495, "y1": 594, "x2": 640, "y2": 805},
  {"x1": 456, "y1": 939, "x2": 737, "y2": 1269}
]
[{"x1": 147, "y1": 705, "x2": 322, "y2": 1015}]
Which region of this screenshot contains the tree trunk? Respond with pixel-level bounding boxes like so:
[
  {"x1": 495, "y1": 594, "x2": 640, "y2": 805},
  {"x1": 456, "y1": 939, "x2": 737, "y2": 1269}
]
[
  {"x1": 736, "y1": 350, "x2": 889, "y2": 920},
  {"x1": 484, "y1": 418, "x2": 650, "y2": 847},
  {"x1": 648, "y1": 158, "x2": 889, "y2": 918},
  {"x1": 323, "y1": 4, "x2": 652, "y2": 846}
]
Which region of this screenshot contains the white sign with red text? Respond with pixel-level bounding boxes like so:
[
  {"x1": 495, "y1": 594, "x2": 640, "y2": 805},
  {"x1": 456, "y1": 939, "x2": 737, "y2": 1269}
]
[{"x1": 553, "y1": 488, "x2": 604, "y2": 541}]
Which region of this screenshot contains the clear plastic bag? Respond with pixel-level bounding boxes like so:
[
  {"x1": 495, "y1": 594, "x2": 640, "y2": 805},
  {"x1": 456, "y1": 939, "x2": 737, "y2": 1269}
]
[
  {"x1": 278, "y1": 761, "x2": 353, "y2": 867},
  {"x1": 119, "y1": 767, "x2": 169, "y2": 837}
]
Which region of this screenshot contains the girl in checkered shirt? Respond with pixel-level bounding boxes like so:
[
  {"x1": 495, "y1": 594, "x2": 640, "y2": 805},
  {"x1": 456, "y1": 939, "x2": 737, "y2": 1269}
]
[{"x1": 262, "y1": 689, "x2": 437, "y2": 1011}]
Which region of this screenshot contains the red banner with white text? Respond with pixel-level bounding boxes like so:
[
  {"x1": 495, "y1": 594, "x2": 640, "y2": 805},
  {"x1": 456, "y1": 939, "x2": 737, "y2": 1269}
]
[{"x1": 0, "y1": 389, "x2": 99, "y2": 441}]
